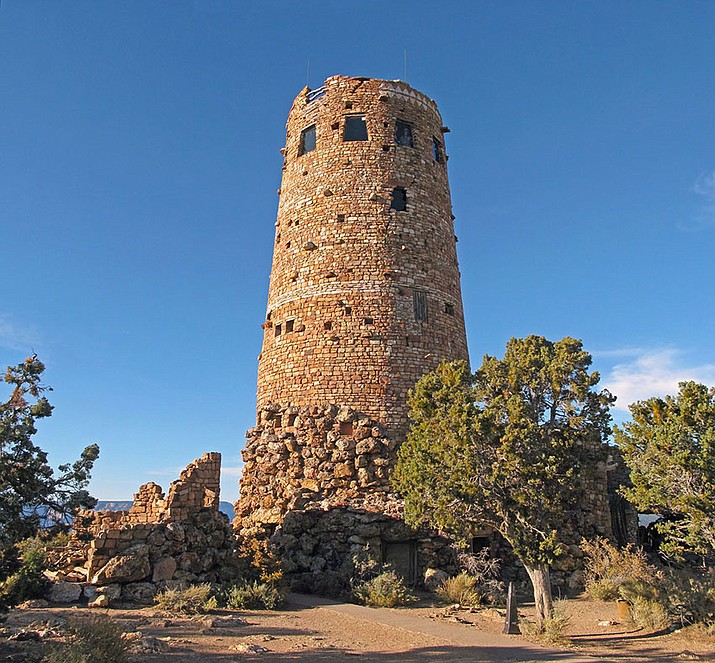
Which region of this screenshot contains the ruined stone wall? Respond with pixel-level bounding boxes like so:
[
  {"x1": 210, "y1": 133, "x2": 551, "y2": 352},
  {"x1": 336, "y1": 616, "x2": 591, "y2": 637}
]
[
  {"x1": 50, "y1": 453, "x2": 234, "y2": 606},
  {"x1": 256, "y1": 75, "x2": 468, "y2": 440}
]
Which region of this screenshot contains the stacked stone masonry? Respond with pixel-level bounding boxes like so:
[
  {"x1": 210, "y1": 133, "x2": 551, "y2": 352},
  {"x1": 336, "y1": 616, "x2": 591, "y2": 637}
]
[
  {"x1": 51, "y1": 453, "x2": 234, "y2": 606},
  {"x1": 236, "y1": 75, "x2": 631, "y2": 592},
  {"x1": 256, "y1": 75, "x2": 469, "y2": 440}
]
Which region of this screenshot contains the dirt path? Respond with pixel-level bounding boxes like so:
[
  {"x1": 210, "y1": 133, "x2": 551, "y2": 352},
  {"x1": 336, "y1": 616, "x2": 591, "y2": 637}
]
[{"x1": 2, "y1": 594, "x2": 713, "y2": 662}]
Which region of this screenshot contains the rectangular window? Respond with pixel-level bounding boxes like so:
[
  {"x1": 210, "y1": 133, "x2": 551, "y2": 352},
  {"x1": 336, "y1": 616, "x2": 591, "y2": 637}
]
[
  {"x1": 395, "y1": 120, "x2": 413, "y2": 147},
  {"x1": 444, "y1": 303, "x2": 454, "y2": 316},
  {"x1": 274, "y1": 323, "x2": 282, "y2": 337},
  {"x1": 413, "y1": 291, "x2": 428, "y2": 321},
  {"x1": 299, "y1": 125, "x2": 316, "y2": 155},
  {"x1": 432, "y1": 137, "x2": 444, "y2": 163},
  {"x1": 344, "y1": 115, "x2": 368, "y2": 141},
  {"x1": 391, "y1": 187, "x2": 407, "y2": 211},
  {"x1": 285, "y1": 320, "x2": 294, "y2": 333}
]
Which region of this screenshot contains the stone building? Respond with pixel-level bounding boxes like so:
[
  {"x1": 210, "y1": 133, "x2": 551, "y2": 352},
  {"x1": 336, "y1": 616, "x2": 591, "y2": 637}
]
[
  {"x1": 234, "y1": 75, "x2": 629, "y2": 592},
  {"x1": 235, "y1": 75, "x2": 469, "y2": 589}
]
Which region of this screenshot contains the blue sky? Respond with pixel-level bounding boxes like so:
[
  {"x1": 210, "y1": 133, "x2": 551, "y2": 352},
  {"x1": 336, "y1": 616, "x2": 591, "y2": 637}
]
[{"x1": 1, "y1": 1, "x2": 714, "y2": 502}]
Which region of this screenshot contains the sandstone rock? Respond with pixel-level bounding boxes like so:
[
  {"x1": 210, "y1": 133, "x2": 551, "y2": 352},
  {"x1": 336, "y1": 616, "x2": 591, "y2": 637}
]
[{"x1": 91, "y1": 544, "x2": 150, "y2": 584}]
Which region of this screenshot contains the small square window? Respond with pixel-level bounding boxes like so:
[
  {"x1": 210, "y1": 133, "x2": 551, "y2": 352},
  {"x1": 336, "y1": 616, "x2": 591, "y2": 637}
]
[
  {"x1": 444, "y1": 303, "x2": 454, "y2": 316},
  {"x1": 299, "y1": 125, "x2": 316, "y2": 155},
  {"x1": 363, "y1": 317, "x2": 374, "y2": 325},
  {"x1": 391, "y1": 187, "x2": 407, "y2": 211},
  {"x1": 344, "y1": 115, "x2": 368, "y2": 141},
  {"x1": 395, "y1": 120, "x2": 413, "y2": 147},
  {"x1": 324, "y1": 321, "x2": 333, "y2": 331},
  {"x1": 432, "y1": 138, "x2": 445, "y2": 163},
  {"x1": 339, "y1": 421, "x2": 353, "y2": 436}
]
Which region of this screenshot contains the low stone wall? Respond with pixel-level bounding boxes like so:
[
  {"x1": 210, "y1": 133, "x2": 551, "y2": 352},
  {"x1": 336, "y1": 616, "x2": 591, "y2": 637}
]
[{"x1": 48, "y1": 452, "x2": 234, "y2": 606}]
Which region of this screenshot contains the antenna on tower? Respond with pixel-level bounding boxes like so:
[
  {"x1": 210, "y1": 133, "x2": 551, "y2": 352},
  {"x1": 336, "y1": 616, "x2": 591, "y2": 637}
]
[
  {"x1": 306, "y1": 60, "x2": 310, "y2": 89},
  {"x1": 403, "y1": 49, "x2": 407, "y2": 82}
]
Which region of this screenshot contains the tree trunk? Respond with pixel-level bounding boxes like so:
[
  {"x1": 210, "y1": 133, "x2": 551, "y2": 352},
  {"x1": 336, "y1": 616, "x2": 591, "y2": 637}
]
[{"x1": 523, "y1": 563, "x2": 553, "y2": 631}]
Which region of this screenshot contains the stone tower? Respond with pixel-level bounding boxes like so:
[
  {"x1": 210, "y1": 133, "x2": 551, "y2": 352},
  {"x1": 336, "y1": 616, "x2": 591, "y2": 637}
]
[{"x1": 236, "y1": 75, "x2": 469, "y2": 587}]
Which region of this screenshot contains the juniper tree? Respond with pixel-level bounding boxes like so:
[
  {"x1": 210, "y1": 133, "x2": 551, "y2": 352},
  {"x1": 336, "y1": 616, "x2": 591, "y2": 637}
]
[
  {"x1": 0, "y1": 356, "x2": 98, "y2": 547},
  {"x1": 393, "y1": 336, "x2": 614, "y2": 629},
  {"x1": 616, "y1": 381, "x2": 715, "y2": 562}
]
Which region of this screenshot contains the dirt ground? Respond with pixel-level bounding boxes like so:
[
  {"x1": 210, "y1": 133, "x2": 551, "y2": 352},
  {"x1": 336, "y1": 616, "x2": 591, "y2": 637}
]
[{"x1": 1, "y1": 594, "x2": 714, "y2": 662}]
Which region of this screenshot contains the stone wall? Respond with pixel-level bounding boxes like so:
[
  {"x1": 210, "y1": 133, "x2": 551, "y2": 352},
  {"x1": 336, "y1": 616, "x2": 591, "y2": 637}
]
[
  {"x1": 255, "y1": 75, "x2": 469, "y2": 441},
  {"x1": 48, "y1": 453, "x2": 234, "y2": 606}
]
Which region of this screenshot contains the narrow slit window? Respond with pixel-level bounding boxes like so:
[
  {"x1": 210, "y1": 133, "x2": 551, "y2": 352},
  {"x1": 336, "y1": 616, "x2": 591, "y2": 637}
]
[
  {"x1": 413, "y1": 291, "x2": 428, "y2": 321},
  {"x1": 299, "y1": 125, "x2": 316, "y2": 155},
  {"x1": 395, "y1": 120, "x2": 413, "y2": 147},
  {"x1": 391, "y1": 187, "x2": 407, "y2": 211},
  {"x1": 432, "y1": 137, "x2": 445, "y2": 163},
  {"x1": 344, "y1": 115, "x2": 368, "y2": 141},
  {"x1": 444, "y1": 303, "x2": 454, "y2": 316},
  {"x1": 287, "y1": 413, "x2": 297, "y2": 427}
]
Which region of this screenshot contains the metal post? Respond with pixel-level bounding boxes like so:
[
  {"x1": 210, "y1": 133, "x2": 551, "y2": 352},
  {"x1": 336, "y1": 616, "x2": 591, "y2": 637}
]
[{"x1": 503, "y1": 581, "x2": 521, "y2": 634}]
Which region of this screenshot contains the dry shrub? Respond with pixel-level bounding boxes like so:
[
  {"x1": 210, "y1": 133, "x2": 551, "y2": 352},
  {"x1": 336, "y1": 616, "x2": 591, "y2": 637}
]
[
  {"x1": 520, "y1": 601, "x2": 571, "y2": 643},
  {"x1": 353, "y1": 570, "x2": 413, "y2": 608},
  {"x1": 44, "y1": 614, "x2": 129, "y2": 663},
  {"x1": 154, "y1": 583, "x2": 217, "y2": 615},
  {"x1": 223, "y1": 580, "x2": 284, "y2": 610},
  {"x1": 581, "y1": 537, "x2": 662, "y2": 601},
  {"x1": 437, "y1": 572, "x2": 482, "y2": 606},
  {"x1": 235, "y1": 534, "x2": 283, "y2": 584},
  {"x1": 630, "y1": 596, "x2": 671, "y2": 631}
]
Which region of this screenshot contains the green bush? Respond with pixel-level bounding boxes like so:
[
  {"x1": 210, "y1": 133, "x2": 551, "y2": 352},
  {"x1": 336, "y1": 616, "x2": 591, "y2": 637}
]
[
  {"x1": 437, "y1": 572, "x2": 482, "y2": 606},
  {"x1": 353, "y1": 570, "x2": 413, "y2": 608},
  {"x1": 154, "y1": 583, "x2": 217, "y2": 615},
  {"x1": 0, "y1": 539, "x2": 49, "y2": 607},
  {"x1": 223, "y1": 580, "x2": 284, "y2": 610},
  {"x1": 44, "y1": 614, "x2": 129, "y2": 663}
]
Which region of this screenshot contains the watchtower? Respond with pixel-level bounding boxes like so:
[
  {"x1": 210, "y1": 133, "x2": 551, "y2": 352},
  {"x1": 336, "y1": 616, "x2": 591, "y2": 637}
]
[{"x1": 235, "y1": 76, "x2": 469, "y2": 585}]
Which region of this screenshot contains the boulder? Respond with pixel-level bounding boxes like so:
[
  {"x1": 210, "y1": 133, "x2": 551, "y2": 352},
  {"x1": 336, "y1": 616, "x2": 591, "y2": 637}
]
[
  {"x1": 121, "y1": 582, "x2": 156, "y2": 605},
  {"x1": 152, "y1": 556, "x2": 177, "y2": 582},
  {"x1": 91, "y1": 544, "x2": 150, "y2": 584},
  {"x1": 46, "y1": 581, "x2": 82, "y2": 604},
  {"x1": 423, "y1": 568, "x2": 449, "y2": 592}
]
